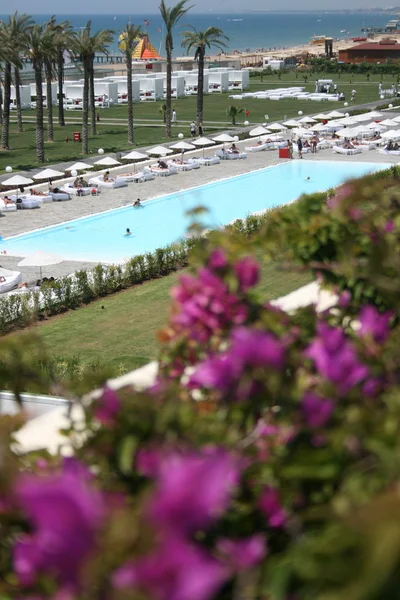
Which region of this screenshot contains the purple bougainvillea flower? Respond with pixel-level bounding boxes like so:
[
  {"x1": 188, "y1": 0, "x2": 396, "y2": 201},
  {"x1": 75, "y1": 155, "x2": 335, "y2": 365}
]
[
  {"x1": 208, "y1": 248, "x2": 228, "y2": 270},
  {"x1": 94, "y1": 387, "x2": 120, "y2": 426},
  {"x1": 234, "y1": 256, "x2": 260, "y2": 292},
  {"x1": 13, "y1": 463, "x2": 104, "y2": 588},
  {"x1": 230, "y1": 327, "x2": 285, "y2": 370},
  {"x1": 217, "y1": 535, "x2": 266, "y2": 571},
  {"x1": 113, "y1": 536, "x2": 229, "y2": 600},
  {"x1": 301, "y1": 392, "x2": 334, "y2": 428},
  {"x1": 338, "y1": 290, "x2": 351, "y2": 308},
  {"x1": 259, "y1": 486, "x2": 287, "y2": 528},
  {"x1": 136, "y1": 447, "x2": 164, "y2": 477},
  {"x1": 359, "y1": 305, "x2": 392, "y2": 344},
  {"x1": 189, "y1": 353, "x2": 240, "y2": 393},
  {"x1": 327, "y1": 184, "x2": 354, "y2": 210},
  {"x1": 149, "y1": 449, "x2": 239, "y2": 534},
  {"x1": 305, "y1": 321, "x2": 369, "y2": 394},
  {"x1": 171, "y1": 268, "x2": 247, "y2": 342},
  {"x1": 384, "y1": 219, "x2": 394, "y2": 233}
]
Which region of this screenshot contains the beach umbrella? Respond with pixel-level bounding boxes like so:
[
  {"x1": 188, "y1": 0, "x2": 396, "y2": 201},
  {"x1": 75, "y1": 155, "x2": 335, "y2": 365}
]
[
  {"x1": 382, "y1": 129, "x2": 400, "y2": 139},
  {"x1": 213, "y1": 133, "x2": 236, "y2": 143},
  {"x1": 282, "y1": 119, "x2": 299, "y2": 128},
  {"x1": 311, "y1": 123, "x2": 327, "y2": 132},
  {"x1": 121, "y1": 150, "x2": 148, "y2": 172},
  {"x1": 33, "y1": 168, "x2": 65, "y2": 181},
  {"x1": 265, "y1": 122, "x2": 287, "y2": 131},
  {"x1": 170, "y1": 141, "x2": 196, "y2": 160},
  {"x1": 1, "y1": 175, "x2": 34, "y2": 199},
  {"x1": 67, "y1": 162, "x2": 94, "y2": 171},
  {"x1": 192, "y1": 136, "x2": 216, "y2": 157},
  {"x1": 298, "y1": 116, "x2": 317, "y2": 124},
  {"x1": 336, "y1": 128, "x2": 357, "y2": 137},
  {"x1": 393, "y1": 115, "x2": 400, "y2": 123},
  {"x1": 313, "y1": 113, "x2": 328, "y2": 120},
  {"x1": 18, "y1": 250, "x2": 63, "y2": 279},
  {"x1": 249, "y1": 126, "x2": 270, "y2": 137},
  {"x1": 94, "y1": 156, "x2": 121, "y2": 167},
  {"x1": 336, "y1": 117, "x2": 356, "y2": 126},
  {"x1": 366, "y1": 122, "x2": 386, "y2": 131},
  {"x1": 147, "y1": 145, "x2": 173, "y2": 156},
  {"x1": 369, "y1": 111, "x2": 383, "y2": 119},
  {"x1": 292, "y1": 127, "x2": 313, "y2": 137},
  {"x1": 326, "y1": 110, "x2": 344, "y2": 119},
  {"x1": 379, "y1": 118, "x2": 399, "y2": 127}
]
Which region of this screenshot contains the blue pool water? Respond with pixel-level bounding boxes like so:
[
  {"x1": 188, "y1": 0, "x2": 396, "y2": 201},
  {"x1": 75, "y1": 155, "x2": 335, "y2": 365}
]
[{"x1": 1, "y1": 161, "x2": 389, "y2": 263}]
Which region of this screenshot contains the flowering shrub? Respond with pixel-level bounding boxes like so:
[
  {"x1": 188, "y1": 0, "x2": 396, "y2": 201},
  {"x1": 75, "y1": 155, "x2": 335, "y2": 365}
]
[{"x1": 1, "y1": 172, "x2": 400, "y2": 598}]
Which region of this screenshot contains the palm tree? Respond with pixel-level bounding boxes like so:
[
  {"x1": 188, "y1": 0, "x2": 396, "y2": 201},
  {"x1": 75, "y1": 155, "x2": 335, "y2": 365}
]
[
  {"x1": 43, "y1": 17, "x2": 59, "y2": 143},
  {"x1": 0, "y1": 14, "x2": 29, "y2": 149},
  {"x1": 181, "y1": 26, "x2": 228, "y2": 126},
  {"x1": 119, "y1": 22, "x2": 142, "y2": 144},
  {"x1": 73, "y1": 21, "x2": 113, "y2": 151},
  {"x1": 226, "y1": 105, "x2": 243, "y2": 126},
  {"x1": 159, "y1": 0, "x2": 192, "y2": 139},
  {"x1": 52, "y1": 20, "x2": 74, "y2": 127},
  {"x1": 6, "y1": 13, "x2": 33, "y2": 134},
  {"x1": 25, "y1": 24, "x2": 54, "y2": 163}
]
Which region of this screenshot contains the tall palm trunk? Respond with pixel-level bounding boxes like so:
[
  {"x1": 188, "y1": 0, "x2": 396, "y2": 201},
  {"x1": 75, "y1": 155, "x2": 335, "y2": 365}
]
[
  {"x1": 81, "y1": 61, "x2": 89, "y2": 154},
  {"x1": 0, "y1": 62, "x2": 12, "y2": 150},
  {"x1": 197, "y1": 50, "x2": 205, "y2": 125},
  {"x1": 89, "y1": 59, "x2": 97, "y2": 136},
  {"x1": 14, "y1": 67, "x2": 23, "y2": 133},
  {"x1": 127, "y1": 59, "x2": 134, "y2": 144},
  {"x1": 57, "y1": 49, "x2": 65, "y2": 126},
  {"x1": 34, "y1": 62, "x2": 45, "y2": 163},
  {"x1": 45, "y1": 60, "x2": 54, "y2": 142},
  {"x1": 0, "y1": 85, "x2": 3, "y2": 125},
  {"x1": 165, "y1": 38, "x2": 172, "y2": 139}
]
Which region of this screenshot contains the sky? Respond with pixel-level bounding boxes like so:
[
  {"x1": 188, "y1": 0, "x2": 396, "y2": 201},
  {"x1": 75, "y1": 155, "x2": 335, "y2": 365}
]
[{"x1": 6, "y1": 0, "x2": 400, "y2": 13}]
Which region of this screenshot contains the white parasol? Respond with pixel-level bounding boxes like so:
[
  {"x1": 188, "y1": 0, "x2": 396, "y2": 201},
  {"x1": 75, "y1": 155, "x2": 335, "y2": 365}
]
[
  {"x1": 170, "y1": 141, "x2": 196, "y2": 161},
  {"x1": 121, "y1": 150, "x2": 148, "y2": 172},
  {"x1": 379, "y1": 118, "x2": 399, "y2": 127},
  {"x1": 313, "y1": 113, "x2": 328, "y2": 120},
  {"x1": 192, "y1": 136, "x2": 216, "y2": 156},
  {"x1": 265, "y1": 122, "x2": 287, "y2": 131},
  {"x1": 298, "y1": 116, "x2": 317, "y2": 124},
  {"x1": 326, "y1": 110, "x2": 345, "y2": 119},
  {"x1": 147, "y1": 146, "x2": 173, "y2": 156},
  {"x1": 249, "y1": 126, "x2": 270, "y2": 137},
  {"x1": 33, "y1": 168, "x2": 65, "y2": 180},
  {"x1": 18, "y1": 250, "x2": 64, "y2": 279},
  {"x1": 282, "y1": 119, "x2": 299, "y2": 128},
  {"x1": 2, "y1": 175, "x2": 34, "y2": 198},
  {"x1": 94, "y1": 156, "x2": 121, "y2": 167},
  {"x1": 213, "y1": 133, "x2": 236, "y2": 143},
  {"x1": 67, "y1": 162, "x2": 94, "y2": 171}
]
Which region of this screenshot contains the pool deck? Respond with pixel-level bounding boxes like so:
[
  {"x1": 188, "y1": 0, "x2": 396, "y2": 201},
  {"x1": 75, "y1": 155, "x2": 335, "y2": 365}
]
[{"x1": 0, "y1": 146, "x2": 397, "y2": 281}]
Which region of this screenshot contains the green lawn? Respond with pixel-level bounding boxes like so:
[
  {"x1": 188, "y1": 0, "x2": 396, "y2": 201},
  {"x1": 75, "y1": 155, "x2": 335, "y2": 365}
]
[
  {"x1": 2, "y1": 71, "x2": 394, "y2": 170},
  {"x1": 23, "y1": 257, "x2": 311, "y2": 373}
]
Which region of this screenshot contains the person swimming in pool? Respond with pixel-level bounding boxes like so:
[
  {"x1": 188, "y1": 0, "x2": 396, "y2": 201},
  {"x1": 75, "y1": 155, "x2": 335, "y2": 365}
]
[
  {"x1": 125, "y1": 228, "x2": 132, "y2": 236},
  {"x1": 133, "y1": 199, "x2": 142, "y2": 208}
]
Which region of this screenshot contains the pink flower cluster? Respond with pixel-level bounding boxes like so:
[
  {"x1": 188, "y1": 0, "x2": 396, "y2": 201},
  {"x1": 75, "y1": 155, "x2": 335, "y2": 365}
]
[
  {"x1": 115, "y1": 448, "x2": 266, "y2": 600},
  {"x1": 170, "y1": 252, "x2": 260, "y2": 343},
  {"x1": 189, "y1": 325, "x2": 285, "y2": 397}
]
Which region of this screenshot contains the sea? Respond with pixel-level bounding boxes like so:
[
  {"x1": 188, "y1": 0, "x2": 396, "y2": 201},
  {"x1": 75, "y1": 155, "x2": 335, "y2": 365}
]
[{"x1": 0, "y1": 11, "x2": 395, "y2": 55}]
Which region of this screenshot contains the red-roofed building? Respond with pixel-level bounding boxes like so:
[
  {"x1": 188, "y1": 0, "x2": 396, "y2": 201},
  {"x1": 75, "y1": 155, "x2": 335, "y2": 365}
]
[{"x1": 339, "y1": 41, "x2": 400, "y2": 64}]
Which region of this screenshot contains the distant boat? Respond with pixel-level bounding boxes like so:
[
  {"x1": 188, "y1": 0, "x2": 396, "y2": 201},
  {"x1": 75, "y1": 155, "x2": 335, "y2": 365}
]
[
  {"x1": 311, "y1": 35, "x2": 328, "y2": 45},
  {"x1": 340, "y1": 29, "x2": 346, "y2": 33}
]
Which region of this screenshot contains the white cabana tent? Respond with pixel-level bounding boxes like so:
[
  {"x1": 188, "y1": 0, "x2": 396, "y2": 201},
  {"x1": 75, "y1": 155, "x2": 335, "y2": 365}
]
[
  {"x1": 33, "y1": 168, "x2": 65, "y2": 180},
  {"x1": 94, "y1": 157, "x2": 121, "y2": 167},
  {"x1": 18, "y1": 251, "x2": 63, "y2": 279}
]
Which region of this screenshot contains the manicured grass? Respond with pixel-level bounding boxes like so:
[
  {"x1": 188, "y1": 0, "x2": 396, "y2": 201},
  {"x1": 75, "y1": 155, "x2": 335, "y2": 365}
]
[
  {"x1": 25, "y1": 258, "x2": 312, "y2": 372},
  {"x1": 2, "y1": 71, "x2": 394, "y2": 170}
]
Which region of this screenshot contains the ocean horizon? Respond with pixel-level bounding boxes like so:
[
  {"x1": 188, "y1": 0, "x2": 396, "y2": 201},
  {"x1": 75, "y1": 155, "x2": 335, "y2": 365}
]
[{"x1": 0, "y1": 11, "x2": 395, "y2": 54}]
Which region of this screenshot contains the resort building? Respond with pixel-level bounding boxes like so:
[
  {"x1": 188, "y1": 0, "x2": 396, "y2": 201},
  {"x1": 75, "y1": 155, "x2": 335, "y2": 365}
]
[{"x1": 339, "y1": 40, "x2": 400, "y2": 64}]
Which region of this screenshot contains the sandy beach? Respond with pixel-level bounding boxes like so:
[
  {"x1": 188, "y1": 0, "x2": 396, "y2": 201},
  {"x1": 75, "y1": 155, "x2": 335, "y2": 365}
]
[{"x1": 0, "y1": 139, "x2": 398, "y2": 282}]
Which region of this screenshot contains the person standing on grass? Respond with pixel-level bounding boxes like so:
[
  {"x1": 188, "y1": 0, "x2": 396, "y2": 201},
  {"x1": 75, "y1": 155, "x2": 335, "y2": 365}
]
[
  {"x1": 172, "y1": 109, "x2": 177, "y2": 123},
  {"x1": 297, "y1": 137, "x2": 303, "y2": 159},
  {"x1": 190, "y1": 121, "x2": 196, "y2": 137}
]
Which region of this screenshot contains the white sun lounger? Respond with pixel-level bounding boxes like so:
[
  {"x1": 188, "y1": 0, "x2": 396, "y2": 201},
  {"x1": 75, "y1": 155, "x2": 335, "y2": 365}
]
[
  {"x1": 88, "y1": 176, "x2": 127, "y2": 189},
  {"x1": 0, "y1": 199, "x2": 17, "y2": 212},
  {"x1": 215, "y1": 149, "x2": 247, "y2": 160},
  {"x1": 245, "y1": 143, "x2": 268, "y2": 152},
  {"x1": 0, "y1": 267, "x2": 23, "y2": 293},
  {"x1": 167, "y1": 160, "x2": 198, "y2": 171},
  {"x1": 51, "y1": 192, "x2": 71, "y2": 201},
  {"x1": 379, "y1": 148, "x2": 400, "y2": 156},
  {"x1": 332, "y1": 146, "x2": 362, "y2": 155},
  {"x1": 188, "y1": 156, "x2": 220, "y2": 166},
  {"x1": 61, "y1": 184, "x2": 92, "y2": 196},
  {"x1": 145, "y1": 165, "x2": 178, "y2": 177},
  {"x1": 132, "y1": 171, "x2": 155, "y2": 183},
  {"x1": 20, "y1": 197, "x2": 42, "y2": 209}
]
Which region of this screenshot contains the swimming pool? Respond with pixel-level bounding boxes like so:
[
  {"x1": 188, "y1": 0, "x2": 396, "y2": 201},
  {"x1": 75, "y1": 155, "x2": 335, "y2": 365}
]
[{"x1": 1, "y1": 161, "x2": 390, "y2": 263}]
